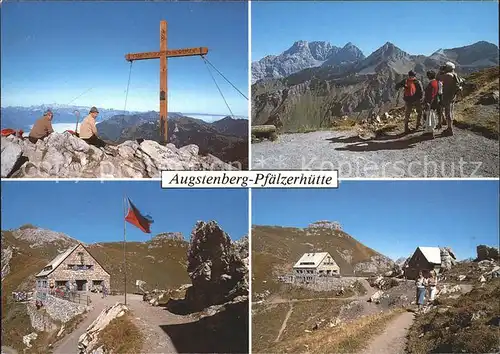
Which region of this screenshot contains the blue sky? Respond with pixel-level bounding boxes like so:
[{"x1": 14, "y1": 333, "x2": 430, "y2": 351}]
[
  {"x1": 252, "y1": 181, "x2": 499, "y2": 260},
  {"x1": 252, "y1": 1, "x2": 499, "y2": 60},
  {"x1": 1, "y1": 1, "x2": 248, "y2": 116},
  {"x1": 1, "y1": 182, "x2": 248, "y2": 243}
]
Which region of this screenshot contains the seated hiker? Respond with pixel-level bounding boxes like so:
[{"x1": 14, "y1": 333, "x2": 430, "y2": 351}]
[
  {"x1": 29, "y1": 109, "x2": 54, "y2": 143},
  {"x1": 395, "y1": 70, "x2": 424, "y2": 133},
  {"x1": 423, "y1": 70, "x2": 442, "y2": 137},
  {"x1": 439, "y1": 61, "x2": 463, "y2": 136},
  {"x1": 79, "y1": 106, "x2": 107, "y2": 148}
]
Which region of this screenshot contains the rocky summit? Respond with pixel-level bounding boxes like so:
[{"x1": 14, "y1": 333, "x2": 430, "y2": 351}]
[
  {"x1": 185, "y1": 221, "x2": 248, "y2": 311},
  {"x1": 1, "y1": 132, "x2": 236, "y2": 178}
]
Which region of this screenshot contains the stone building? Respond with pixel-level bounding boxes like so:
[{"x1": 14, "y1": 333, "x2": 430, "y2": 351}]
[
  {"x1": 293, "y1": 252, "x2": 340, "y2": 283},
  {"x1": 35, "y1": 243, "x2": 110, "y2": 293}
]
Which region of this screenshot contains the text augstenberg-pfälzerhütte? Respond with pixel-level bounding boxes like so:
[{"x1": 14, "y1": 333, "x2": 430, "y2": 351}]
[{"x1": 167, "y1": 172, "x2": 336, "y2": 187}]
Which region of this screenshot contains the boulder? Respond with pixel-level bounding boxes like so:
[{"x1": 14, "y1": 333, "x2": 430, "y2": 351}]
[
  {"x1": 476, "y1": 245, "x2": 499, "y2": 262},
  {"x1": 1, "y1": 142, "x2": 23, "y2": 177},
  {"x1": 78, "y1": 303, "x2": 128, "y2": 354},
  {"x1": 185, "y1": 221, "x2": 248, "y2": 311},
  {"x1": 477, "y1": 90, "x2": 499, "y2": 105},
  {"x1": 23, "y1": 333, "x2": 38, "y2": 348},
  {"x1": 1, "y1": 133, "x2": 236, "y2": 178},
  {"x1": 368, "y1": 290, "x2": 384, "y2": 304}
]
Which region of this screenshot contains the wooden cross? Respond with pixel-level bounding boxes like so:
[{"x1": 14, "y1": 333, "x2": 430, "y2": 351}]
[{"x1": 125, "y1": 20, "x2": 208, "y2": 144}]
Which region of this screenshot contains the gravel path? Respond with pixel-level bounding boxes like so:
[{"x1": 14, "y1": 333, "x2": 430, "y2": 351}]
[
  {"x1": 52, "y1": 293, "x2": 184, "y2": 354},
  {"x1": 358, "y1": 311, "x2": 414, "y2": 354},
  {"x1": 53, "y1": 293, "x2": 120, "y2": 354},
  {"x1": 252, "y1": 129, "x2": 499, "y2": 177}
]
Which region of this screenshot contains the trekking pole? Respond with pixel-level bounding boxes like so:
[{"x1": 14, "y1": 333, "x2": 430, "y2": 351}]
[{"x1": 74, "y1": 110, "x2": 81, "y2": 133}]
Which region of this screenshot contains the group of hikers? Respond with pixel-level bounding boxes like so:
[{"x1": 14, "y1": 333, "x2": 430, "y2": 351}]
[
  {"x1": 28, "y1": 106, "x2": 108, "y2": 148},
  {"x1": 415, "y1": 270, "x2": 438, "y2": 313},
  {"x1": 395, "y1": 61, "x2": 464, "y2": 137}
]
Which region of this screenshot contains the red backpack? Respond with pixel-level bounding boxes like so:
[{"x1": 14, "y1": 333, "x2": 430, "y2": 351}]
[{"x1": 404, "y1": 78, "x2": 417, "y2": 98}]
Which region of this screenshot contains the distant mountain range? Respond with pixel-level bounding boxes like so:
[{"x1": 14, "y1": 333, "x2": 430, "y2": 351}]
[
  {"x1": 98, "y1": 113, "x2": 249, "y2": 169},
  {"x1": 0, "y1": 105, "x2": 140, "y2": 130},
  {"x1": 0, "y1": 104, "x2": 246, "y2": 131},
  {"x1": 252, "y1": 40, "x2": 499, "y2": 131}
]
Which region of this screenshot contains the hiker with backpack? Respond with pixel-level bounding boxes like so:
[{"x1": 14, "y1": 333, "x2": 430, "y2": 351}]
[
  {"x1": 438, "y1": 61, "x2": 463, "y2": 136},
  {"x1": 395, "y1": 70, "x2": 424, "y2": 133},
  {"x1": 423, "y1": 70, "x2": 443, "y2": 137}
]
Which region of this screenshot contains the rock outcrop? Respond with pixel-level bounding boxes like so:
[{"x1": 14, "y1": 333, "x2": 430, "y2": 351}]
[
  {"x1": 78, "y1": 303, "x2": 128, "y2": 354},
  {"x1": 1, "y1": 132, "x2": 236, "y2": 178},
  {"x1": 307, "y1": 220, "x2": 343, "y2": 231},
  {"x1": 185, "y1": 221, "x2": 248, "y2": 311},
  {"x1": 476, "y1": 245, "x2": 499, "y2": 261},
  {"x1": 353, "y1": 254, "x2": 395, "y2": 274},
  {"x1": 440, "y1": 247, "x2": 457, "y2": 270},
  {"x1": 1, "y1": 246, "x2": 13, "y2": 281}
]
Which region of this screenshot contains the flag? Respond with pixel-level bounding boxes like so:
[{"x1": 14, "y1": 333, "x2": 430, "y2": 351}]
[{"x1": 125, "y1": 198, "x2": 153, "y2": 233}]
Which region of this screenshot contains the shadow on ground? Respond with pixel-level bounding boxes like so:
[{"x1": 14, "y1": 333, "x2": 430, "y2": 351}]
[
  {"x1": 160, "y1": 300, "x2": 249, "y2": 353},
  {"x1": 335, "y1": 132, "x2": 446, "y2": 152}
]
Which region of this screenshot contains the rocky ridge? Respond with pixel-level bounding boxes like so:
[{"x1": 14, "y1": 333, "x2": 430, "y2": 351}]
[
  {"x1": 1, "y1": 132, "x2": 236, "y2": 178},
  {"x1": 252, "y1": 41, "x2": 499, "y2": 132},
  {"x1": 252, "y1": 40, "x2": 365, "y2": 83}
]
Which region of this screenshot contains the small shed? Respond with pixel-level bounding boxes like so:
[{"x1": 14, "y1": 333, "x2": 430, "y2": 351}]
[{"x1": 404, "y1": 247, "x2": 442, "y2": 280}]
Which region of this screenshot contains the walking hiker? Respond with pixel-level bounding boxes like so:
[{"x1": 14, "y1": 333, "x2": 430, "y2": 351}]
[
  {"x1": 102, "y1": 282, "x2": 108, "y2": 298},
  {"x1": 395, "y1": 70, "x2": 424, "y2": 133},
  {"x1": 423, "y1": 70, "x2": 442, "y2": 137},
  {"x1": 29, "y1": 109, "x2": 54, "y2": 143},
  {"x1": 415, "y1": 271, "x2": 427, "y2": 313},
  {"x1": 427, "y1": 270, "x2": 438, "y2": 303},
  {"x1": 79, "y1": 107, "x2": 107, "y2": 148},
  {"x1": 438, "y1": 61, "x2": 463, "y2": 136}
]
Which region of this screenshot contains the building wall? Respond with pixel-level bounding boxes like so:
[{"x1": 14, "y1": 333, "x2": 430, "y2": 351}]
[
  {"x1": 43, "y1": 244, "x2": 110, "y2": 292},
  {"x1": 317, "y1": 254, "x2": 340, "y2": 275}
]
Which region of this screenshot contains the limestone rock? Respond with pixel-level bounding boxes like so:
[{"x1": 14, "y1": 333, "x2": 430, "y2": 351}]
[
  {"x1": 476, "y1": 245, "x2": 499, "y2": 261},
  {"x1": 22, "y1": 333, "x2": 38, "y2": 348},
  {"x1": 1, "y1": 133, "x2": 236, "y2": 178},
  {"x1": 1, "y1": 141, "x2": 24, "y2": 177},
  {"x1": 185, "y1": 221, "x2": 248, "y2": 311},
  {"x1": 78, "y1": 303, "x2": 128, "y2": 354}
]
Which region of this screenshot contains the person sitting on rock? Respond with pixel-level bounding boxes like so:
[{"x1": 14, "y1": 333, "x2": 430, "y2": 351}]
[
  {"x1": 79, "y1": 106, "x2": 107, "y2": 148},
  {"x1": 395, "y1": 70, "x2": 424, "y2": 133},
  {"x1": 29, "y1": 109, "x2": 54, "y2": 144}
]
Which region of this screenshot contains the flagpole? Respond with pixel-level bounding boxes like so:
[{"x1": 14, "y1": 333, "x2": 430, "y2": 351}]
[{"x1": 123, "y1": 195, "x2": 127, "y2": 306}]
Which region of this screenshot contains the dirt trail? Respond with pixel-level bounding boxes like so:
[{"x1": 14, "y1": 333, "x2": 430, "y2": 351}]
[
  {"x1": 275, "y1": 303, "x2": 293, "y2": 343},
  {"x1": 52, "y1": 293, "x2": 182, "y2": 354},
  {"x1": 252, "y1": 128, "x2": 499, "y2": 177},
  {"x1": 53, "y1": 293, "x2": 118, "y2": 354},
  {"x1": 358, "y1": 311, "x2": 414, "y2": 354}
]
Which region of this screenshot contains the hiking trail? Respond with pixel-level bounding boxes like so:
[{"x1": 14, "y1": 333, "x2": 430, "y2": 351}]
[
  {"x1": 358, "y1": 311, "x2": 414, "y2": 354},
  {"x1": 275, "y1": 303, "x2": 293, "y2": 342},
  {"x1": 252, "y1": 128, "x2": 499, "y2": 177},
  {"x1": 52, "y1": 293, "x2": 182, "y2": 354}
]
